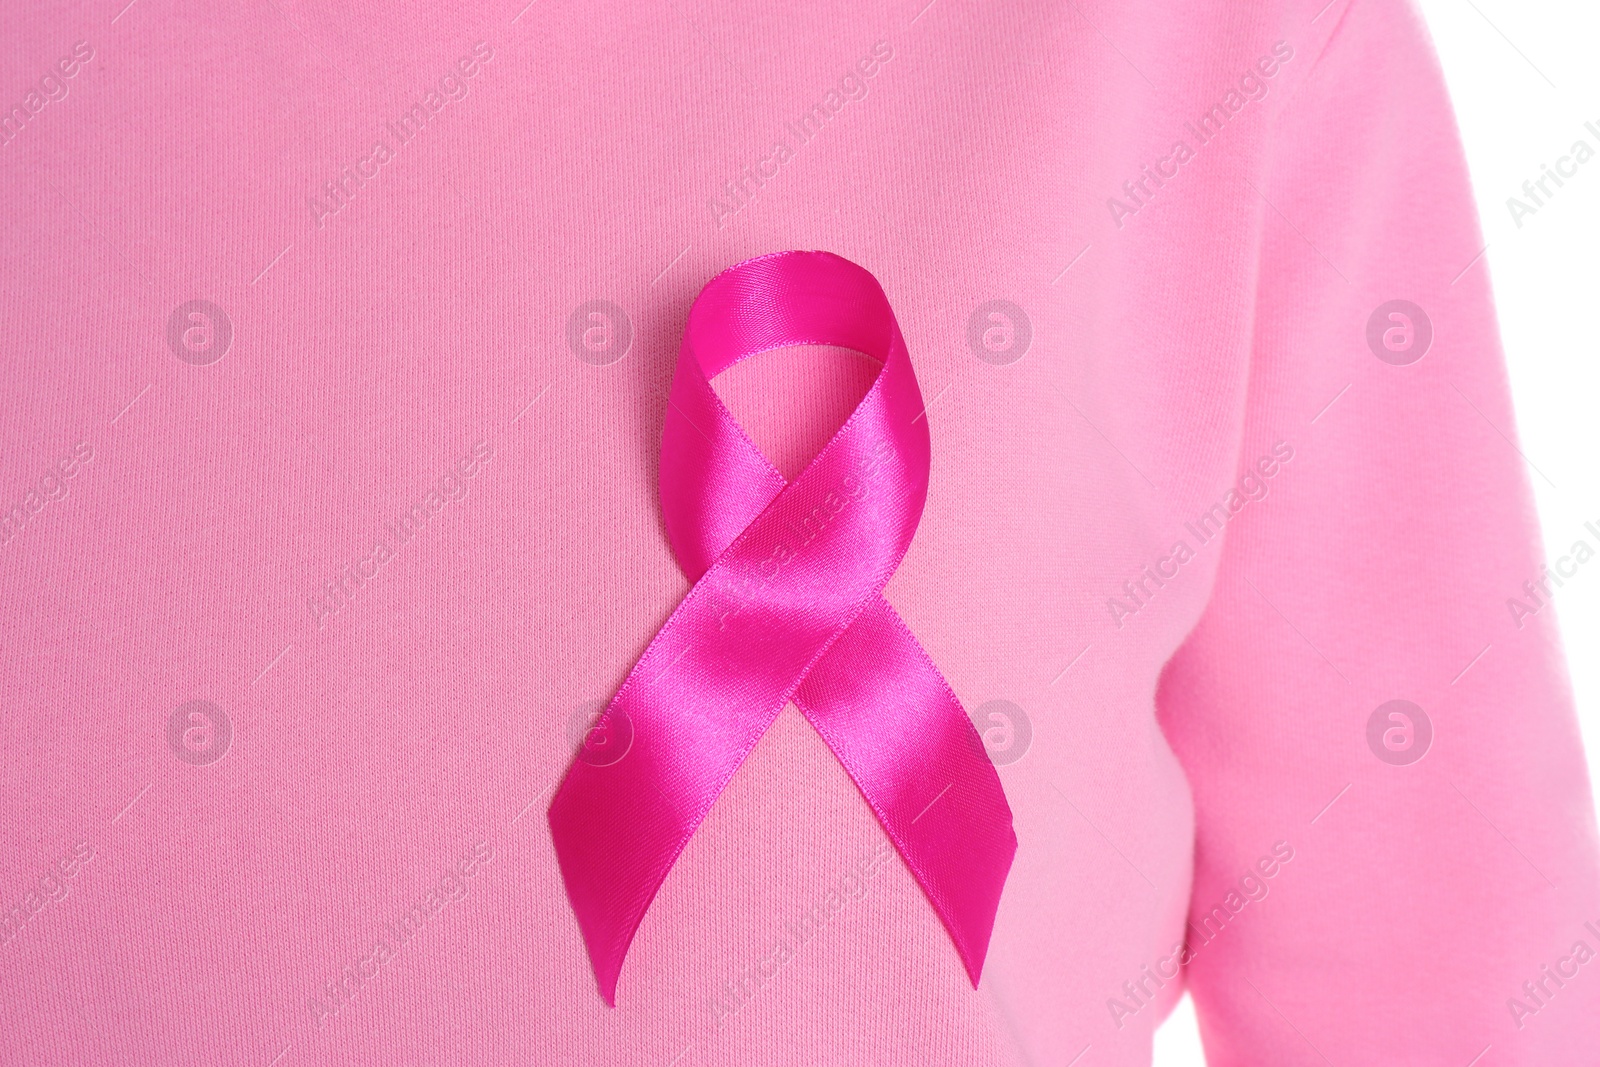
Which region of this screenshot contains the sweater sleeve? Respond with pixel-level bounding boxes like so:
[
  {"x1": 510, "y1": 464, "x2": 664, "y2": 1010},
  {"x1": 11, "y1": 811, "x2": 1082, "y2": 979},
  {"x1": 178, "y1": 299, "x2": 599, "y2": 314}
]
[{"x1": 1154, "y1": 1, "x2": 1600, "y2": 1063}]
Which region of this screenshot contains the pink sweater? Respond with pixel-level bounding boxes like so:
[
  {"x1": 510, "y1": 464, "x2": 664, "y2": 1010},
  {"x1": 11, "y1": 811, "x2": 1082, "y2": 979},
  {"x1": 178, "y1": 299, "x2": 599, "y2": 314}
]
[{"x1": 2, "y1": 0, "x2": 1597, "y2": 1063}]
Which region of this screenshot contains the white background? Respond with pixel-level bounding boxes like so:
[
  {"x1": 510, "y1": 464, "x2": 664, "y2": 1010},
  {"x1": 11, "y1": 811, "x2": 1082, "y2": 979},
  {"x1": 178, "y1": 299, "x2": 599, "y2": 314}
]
[{"x1": 1153, "y1": 0, "x2": 1600, "y2": 1061}]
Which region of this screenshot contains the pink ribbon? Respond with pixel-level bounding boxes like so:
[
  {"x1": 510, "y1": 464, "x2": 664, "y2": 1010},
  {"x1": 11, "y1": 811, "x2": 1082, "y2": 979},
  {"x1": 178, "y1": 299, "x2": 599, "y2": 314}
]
[{"x1": 548, "y1": 250, "x2": 1017, "y2": 1005}]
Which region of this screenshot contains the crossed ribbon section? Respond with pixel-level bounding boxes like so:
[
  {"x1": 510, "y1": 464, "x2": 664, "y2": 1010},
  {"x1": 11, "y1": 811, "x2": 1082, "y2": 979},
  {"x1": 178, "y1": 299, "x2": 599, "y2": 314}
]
[{"x1": 548, "y1": 250, "x2": 1017, "y2": 1005}]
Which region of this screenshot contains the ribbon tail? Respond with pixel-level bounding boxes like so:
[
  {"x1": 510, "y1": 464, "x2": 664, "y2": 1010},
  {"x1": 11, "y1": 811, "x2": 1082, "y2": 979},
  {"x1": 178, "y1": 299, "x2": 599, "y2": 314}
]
[
  {"x1": 548, "y1": 752, "x2": 689, "y2": 1006},
  {"x1": 547, "y1": 658, "x2": 790, "y2": 1007},
  {"x1": 794, "y1": 596, "x2": 1018, "y2": 986}
]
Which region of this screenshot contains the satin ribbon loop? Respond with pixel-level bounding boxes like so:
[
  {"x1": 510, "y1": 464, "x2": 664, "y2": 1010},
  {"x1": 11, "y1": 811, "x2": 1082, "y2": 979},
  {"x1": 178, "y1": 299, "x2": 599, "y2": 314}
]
[{"x1": 549, "y1": 250, "x2": 1017, "y2": 1006}]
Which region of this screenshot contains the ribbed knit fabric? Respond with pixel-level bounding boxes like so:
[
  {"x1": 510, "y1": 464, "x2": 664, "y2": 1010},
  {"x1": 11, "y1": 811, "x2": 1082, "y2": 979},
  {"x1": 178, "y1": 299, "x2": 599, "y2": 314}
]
[{"x1": 2, "y1": 0, "x2": 1597, "y2": 1064}]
